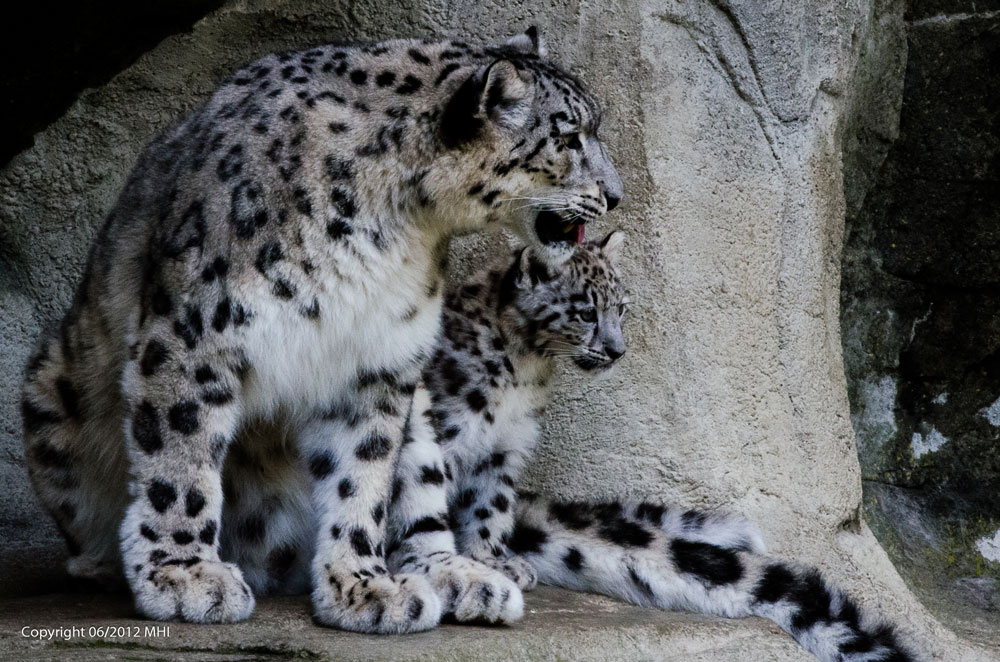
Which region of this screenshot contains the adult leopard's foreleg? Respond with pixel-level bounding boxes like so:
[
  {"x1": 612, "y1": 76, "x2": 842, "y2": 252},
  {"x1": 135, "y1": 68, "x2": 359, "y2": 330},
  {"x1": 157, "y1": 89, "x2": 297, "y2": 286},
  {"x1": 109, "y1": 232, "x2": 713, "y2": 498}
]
[{"x1": 119, "y1": 315, "x2": 253, "y2": 623}]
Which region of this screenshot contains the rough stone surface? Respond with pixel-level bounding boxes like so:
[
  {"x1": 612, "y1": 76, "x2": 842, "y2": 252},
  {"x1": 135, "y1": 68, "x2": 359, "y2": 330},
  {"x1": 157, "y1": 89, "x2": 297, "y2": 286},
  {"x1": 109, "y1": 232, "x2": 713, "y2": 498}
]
[
  {"x1": 0, "y1": 1, "x2": 225, "y2": 167},
  {"x1": 0, "y1": 0, "x2": 996, "y2": 659},
  {"x1": 840, "y1": 2, "x2": 1000, "y2": 638},
  {"x1": 0, "y1": 588, "x2": 816, "y2": 662},
  {"x1": 841, "y1": 0, "x2": 906, "y2": 219}
]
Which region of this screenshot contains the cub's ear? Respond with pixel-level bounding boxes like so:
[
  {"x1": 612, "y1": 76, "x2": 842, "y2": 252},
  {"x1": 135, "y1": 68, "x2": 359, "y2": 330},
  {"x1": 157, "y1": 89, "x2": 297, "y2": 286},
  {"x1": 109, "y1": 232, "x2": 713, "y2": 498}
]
[
  {"x1": 480, "y1": 60, "x2": 535, "y2": 130},
  {"x1": 504, "y1": 26, "x2": 547, "y2": 57},
  {"x1": 599, "y1": 230, "x2": 625, "y2": 260},
  {"x1": 515, "y1": 247, "x2": 553, "y2": 288}
]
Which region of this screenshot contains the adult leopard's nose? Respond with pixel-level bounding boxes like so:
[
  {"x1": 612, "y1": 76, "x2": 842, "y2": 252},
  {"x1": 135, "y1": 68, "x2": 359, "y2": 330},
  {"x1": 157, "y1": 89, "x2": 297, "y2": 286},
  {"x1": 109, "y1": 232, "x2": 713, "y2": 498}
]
[{"x1": 598, "y1": 169, "x2": 623, "y2": 212}]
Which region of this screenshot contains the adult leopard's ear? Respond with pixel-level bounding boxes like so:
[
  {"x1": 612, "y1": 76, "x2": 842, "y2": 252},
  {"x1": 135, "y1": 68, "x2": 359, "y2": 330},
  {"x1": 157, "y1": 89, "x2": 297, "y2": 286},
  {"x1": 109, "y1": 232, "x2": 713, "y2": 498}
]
[
  {"x1": 440, "y1": 59, "x2": 535, "y2": 148},
  {"x1": 599, "y1": 230, "x2": 625, "y2": 260},
  {"x1": 480, "y1": 60, "x2": 535, "y2": 130},
  {"x1": 504, "y1": 26, "x2": 547, "y2": 57}
]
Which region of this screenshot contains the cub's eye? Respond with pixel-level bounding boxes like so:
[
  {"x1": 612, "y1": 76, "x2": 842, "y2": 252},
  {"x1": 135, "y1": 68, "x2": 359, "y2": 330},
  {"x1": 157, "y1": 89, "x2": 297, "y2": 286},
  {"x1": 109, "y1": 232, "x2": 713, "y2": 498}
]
[
  {"x1": 579, "y1": 308, "x2": 597, "y2": 323},
  {"x1": 618, "y1": 303, "x2": 629, "y2": 318},
  {"x1": 561, "y1": 132, "x2": 583, "y2": 150}
]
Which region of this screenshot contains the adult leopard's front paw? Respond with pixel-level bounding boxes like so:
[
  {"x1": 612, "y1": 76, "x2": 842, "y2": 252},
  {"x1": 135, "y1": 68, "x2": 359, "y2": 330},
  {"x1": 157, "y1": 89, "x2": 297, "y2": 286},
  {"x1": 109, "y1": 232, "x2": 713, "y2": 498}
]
[
  {"x1": 132, "y1": 559, "x2": 255, "y2": 623},
  {"x1": 313, "y1": 572, "x2": 441, "y2": 633},
  {"x1": 478, "y1": 554, "x2": 537, "y2": 591},
  {"x1": 404, "y1": 553, "x2": 523, "y2": 624}
]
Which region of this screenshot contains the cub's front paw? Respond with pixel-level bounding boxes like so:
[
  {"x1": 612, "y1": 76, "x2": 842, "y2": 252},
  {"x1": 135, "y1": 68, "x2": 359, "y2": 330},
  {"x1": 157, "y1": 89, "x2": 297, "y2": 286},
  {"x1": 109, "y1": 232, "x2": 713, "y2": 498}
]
[
  {"x1": 404, "y1": 553, "x2": 523, "y2": 625},
  {"x1": 313, "y1": 572, "x2": 441, "y2": 633},
  {"x1": 478, "y1": 555, "x2": 537, "y2": 591},
  {"x1": 132, "y1": 559, "x2": 255, "y2": 623}
]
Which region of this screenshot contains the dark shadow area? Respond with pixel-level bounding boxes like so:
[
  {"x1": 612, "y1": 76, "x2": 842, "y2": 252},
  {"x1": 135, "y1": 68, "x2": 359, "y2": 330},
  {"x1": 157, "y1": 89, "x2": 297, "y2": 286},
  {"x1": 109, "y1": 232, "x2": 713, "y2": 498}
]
[
  {"x1": 0, "y1": 0, "x2": 224, "y2": 168},
  {"x1": 841, "y1": 1, "x2": 1000, "y2": 641}
]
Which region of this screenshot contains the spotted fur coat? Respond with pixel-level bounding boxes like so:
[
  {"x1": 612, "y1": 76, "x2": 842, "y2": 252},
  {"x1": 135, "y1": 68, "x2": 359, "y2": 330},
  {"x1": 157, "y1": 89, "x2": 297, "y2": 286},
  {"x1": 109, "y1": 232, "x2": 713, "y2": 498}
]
[{"x1": 21, "y1": 28, "x2": 621, "y2": 632}]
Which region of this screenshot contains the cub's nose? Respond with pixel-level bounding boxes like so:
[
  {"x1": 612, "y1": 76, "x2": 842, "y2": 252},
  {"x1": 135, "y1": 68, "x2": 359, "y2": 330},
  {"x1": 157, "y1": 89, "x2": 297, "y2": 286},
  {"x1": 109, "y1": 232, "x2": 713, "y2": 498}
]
[
  {"x1": 605, "y1": 192, "x2": 621, "y2": 211},
  {"x1": 605, "y1": 345, "x2": 625, "y2": 361}
]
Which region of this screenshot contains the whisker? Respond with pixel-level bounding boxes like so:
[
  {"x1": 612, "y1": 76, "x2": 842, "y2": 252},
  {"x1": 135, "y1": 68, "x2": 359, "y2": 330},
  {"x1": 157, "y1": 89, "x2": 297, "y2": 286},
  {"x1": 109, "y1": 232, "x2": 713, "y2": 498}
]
[
  {"x1": 497, "y1": 196, "x2": 567, "y2": 204},
  {"x1": 510, "y1": 203, "x2": 576, "y2": 212},
  {"x1": 544, "y1": 342, "x2": 602, "y2": 358}
]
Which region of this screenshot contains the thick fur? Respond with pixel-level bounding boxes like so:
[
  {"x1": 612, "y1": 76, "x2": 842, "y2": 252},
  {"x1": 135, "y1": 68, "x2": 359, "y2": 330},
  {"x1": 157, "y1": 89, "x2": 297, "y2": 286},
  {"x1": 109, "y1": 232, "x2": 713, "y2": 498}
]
[
  {"x1": 513, "y1": 495, "x2": 917, "y2": 662},
  {"x1": 414, "y1": 236, "x2": 919, "y2": 662},
  {"x1": 20, "y1": 29, "x2": 621, "y2": 632}
]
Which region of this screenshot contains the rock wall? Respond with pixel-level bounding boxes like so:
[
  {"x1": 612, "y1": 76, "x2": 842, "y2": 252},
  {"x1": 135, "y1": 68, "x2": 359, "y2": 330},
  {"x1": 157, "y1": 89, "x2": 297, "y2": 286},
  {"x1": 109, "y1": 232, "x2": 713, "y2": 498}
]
[
  {"x1": 0, "y1": 0, "x2": 994, "y2": 657},
  {"x1": 840, "y1": 0, "x2": 1000, "y2": 640},
  {"x1": 0, "y1": 0, "x2": 225, "y2": 167}
]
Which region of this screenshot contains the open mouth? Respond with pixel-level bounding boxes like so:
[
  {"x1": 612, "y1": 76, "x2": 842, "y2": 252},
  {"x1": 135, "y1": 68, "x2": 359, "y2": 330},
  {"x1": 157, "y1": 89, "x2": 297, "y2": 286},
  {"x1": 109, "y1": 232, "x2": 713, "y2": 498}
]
[{"x1": 534, "y1": 210, "x2": 586, "y2": 246}]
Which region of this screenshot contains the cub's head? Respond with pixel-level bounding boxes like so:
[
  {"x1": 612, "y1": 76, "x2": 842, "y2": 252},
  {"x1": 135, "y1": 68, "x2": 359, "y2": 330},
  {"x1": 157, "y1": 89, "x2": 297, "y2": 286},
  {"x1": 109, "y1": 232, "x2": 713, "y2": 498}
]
[
  {"x1": 439, "y1": 27, "x2": 623, "y2": 262},
  {"x1": 502, "y1": 231, "x2": 628, "y2": 371}
]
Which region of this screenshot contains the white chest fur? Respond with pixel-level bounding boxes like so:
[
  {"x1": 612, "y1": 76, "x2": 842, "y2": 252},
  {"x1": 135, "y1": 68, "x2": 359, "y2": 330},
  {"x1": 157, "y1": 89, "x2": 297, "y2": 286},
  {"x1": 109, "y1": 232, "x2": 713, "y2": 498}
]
[
  {"x1": 238, "y1": 236, "x2": 442, "y2": 420},
  {"x1": 491, "y1": 354, "x2": 553, "y2": 452}
]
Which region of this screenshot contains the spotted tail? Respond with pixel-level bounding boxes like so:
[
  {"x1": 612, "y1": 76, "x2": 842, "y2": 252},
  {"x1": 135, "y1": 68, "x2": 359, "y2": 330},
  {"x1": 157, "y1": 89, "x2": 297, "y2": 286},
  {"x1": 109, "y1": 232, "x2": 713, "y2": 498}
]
[{"x1": 510, "y1": 494, "x2": 918, "y2": 662}]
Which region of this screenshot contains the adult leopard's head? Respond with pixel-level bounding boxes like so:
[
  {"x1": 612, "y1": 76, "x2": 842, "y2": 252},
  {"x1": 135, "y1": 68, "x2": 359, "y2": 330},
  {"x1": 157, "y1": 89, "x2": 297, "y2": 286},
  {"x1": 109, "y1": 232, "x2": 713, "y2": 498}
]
[
  {"x1": 502, "y1": 231, "x2": 628, "y2": 371},
  {"x1": 437, "y1": 27, "x2": 623, "y2": 262}
]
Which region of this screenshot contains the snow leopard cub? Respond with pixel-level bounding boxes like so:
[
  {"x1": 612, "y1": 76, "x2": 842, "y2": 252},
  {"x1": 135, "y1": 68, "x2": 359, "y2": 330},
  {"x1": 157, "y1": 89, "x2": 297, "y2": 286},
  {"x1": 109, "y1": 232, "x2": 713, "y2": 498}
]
[{"x1": 391, "y1": 234, "x2": 917, "y2": 662}]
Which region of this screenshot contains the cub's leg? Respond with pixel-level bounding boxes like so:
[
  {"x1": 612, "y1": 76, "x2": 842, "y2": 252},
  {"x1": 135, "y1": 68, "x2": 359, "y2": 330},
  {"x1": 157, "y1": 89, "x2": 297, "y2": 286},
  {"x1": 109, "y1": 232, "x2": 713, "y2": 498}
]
[
  {"x1": 118, "y1": 316, "x2": 253, "y2": 623},
  {"x1": 22, "y1": 325, "x2": 129, "y2": 588},
  {"x1": 451, "y1": 447, "x2": 537, "y2": 591},
  {"x1": 386, "y1": 384, "x2": 522, "y2": 624},
  {"x1": 303, "y1": 374, "x2": 439, "y2": 634}
]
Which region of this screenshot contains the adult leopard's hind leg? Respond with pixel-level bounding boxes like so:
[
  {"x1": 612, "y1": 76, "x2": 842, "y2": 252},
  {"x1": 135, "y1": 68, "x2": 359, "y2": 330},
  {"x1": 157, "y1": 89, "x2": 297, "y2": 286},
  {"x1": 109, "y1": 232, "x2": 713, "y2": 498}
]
[
  {"x1": 21, "y1": 317, "x2": 130, "y2": 589},
  {"x1": 220, "y1": 421, "x2": 313, "y2": 596},
  {"x1": 386, "y1": 383, "x2": 522, "y2": 624},
  {"x1": 118, "y1": 311, "x2": 254, "y2": 623}
]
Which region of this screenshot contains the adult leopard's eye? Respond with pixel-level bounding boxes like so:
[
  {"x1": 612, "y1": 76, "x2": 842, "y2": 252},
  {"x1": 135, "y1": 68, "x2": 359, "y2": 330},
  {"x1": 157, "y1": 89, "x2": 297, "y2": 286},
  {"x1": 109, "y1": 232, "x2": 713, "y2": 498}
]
[
  {"x1": 562, "y1": 132, "x2": 583, "y2": 150},
  {"x1": 618, "y1": 303, "x2": 629, "y2": 318},
  {"x1": 580, "y1": 308, "x2": 597, "y2": 323}
]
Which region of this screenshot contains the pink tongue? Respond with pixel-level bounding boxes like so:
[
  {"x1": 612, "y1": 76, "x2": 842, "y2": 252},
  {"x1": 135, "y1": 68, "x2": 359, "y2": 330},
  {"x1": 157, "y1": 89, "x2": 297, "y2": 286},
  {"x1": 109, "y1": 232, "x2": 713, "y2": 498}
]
[{"x1": 574, "y1": 224, "x2": 585, "y2": 243}]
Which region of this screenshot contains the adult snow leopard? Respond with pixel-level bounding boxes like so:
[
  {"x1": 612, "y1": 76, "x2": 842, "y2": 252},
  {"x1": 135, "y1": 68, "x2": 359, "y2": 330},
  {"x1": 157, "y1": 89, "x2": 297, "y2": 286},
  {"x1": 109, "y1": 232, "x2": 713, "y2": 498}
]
[{"x1": 20, "y1": 28, "x2": 621, "y2": 632}]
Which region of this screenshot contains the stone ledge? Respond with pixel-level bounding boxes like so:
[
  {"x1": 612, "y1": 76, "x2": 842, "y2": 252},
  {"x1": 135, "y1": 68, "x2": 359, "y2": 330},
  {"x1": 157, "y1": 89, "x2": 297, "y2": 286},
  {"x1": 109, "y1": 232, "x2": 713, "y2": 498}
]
[{"x1": 0, "y1": 587, "x2": 811, "y2": 661}]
